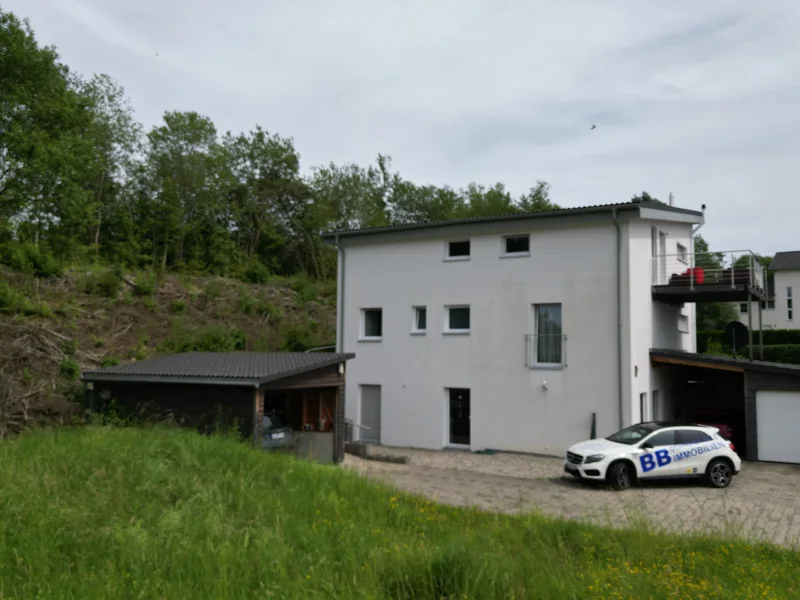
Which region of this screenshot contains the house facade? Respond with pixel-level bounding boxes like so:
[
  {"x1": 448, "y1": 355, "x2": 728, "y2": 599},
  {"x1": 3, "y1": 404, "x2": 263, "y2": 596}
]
[
  {"x1": 736, "y1": 251, "x2": 799, "y2": 330},
  {"x1": 324, "y1": 201, "x2": 704, "y2": 456}
]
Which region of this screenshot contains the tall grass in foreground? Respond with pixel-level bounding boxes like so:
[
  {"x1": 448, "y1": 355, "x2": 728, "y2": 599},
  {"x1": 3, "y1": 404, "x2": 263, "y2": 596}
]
[{"x1": 0, "y1": 427, "x2": 797, "y2": 599}]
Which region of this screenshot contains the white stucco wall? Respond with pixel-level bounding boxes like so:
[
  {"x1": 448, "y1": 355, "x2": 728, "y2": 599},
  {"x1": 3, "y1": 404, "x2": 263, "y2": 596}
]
[
  {"x1": 736, "y1": 271, "x2": 800, "y2": 330},
  {"x1": 626, "y1": 219, "x2": 695, "y2": 424},
  {"x1": 340, "y1": 221, "x2": 621, "y2": 456}
]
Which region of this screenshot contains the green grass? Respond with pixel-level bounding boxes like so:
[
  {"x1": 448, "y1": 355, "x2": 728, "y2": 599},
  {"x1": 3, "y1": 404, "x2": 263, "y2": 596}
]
[{"x1": 1, "y1": 427, "x2": 798, "y2": 599}]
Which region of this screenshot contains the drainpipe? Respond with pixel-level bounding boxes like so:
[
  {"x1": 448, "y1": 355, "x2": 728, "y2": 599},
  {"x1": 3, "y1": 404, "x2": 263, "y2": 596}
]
[
  {"x1": 690, "y1": 206, "x2": 706, "y2": 353},
  {"x1": 335, "y1": 235, "x2": 345, "y2": 353},
  {"x1": 611, "y1": 208, "x2": 623, "y2": 430}
]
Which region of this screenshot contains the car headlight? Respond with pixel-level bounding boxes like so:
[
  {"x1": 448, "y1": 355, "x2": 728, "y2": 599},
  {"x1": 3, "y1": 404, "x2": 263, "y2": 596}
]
[{"x1": 585, "y1": 454, "x2": 605, "y2": 464}]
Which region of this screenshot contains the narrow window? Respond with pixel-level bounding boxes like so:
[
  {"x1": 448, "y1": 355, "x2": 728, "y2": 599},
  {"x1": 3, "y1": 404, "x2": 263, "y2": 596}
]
[
  {"x1": 361, "y1": 308, "x2": 382, "y2": 340},
  {"x1": 445, "y1": 306, "x2": 470, "y2": 333},
  {"x1": 534, "y1": 303, "x2": 563, "y2": 365},
  {"x1": 677, "y1": 243, "x2": 687, "y2": 264},
  {"x1": 503, "y1": 234, "x2": 530, "y2": 256},
  {"x1": 678, "y1": 314, "x2": 689, "y2": 333},
  {"x1": 446, "y1": 240, "x2": 470, "y2": 260},
  {"x1": 740, "y1": 303, "x2": 748, "y2": 314},
  {"x1": 412, "y1": 306, "x2": 427, "y2": 334}
]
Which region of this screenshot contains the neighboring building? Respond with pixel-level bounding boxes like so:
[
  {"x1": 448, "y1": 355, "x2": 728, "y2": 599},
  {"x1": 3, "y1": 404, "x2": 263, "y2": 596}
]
[
  {"x1": 322, "y1": 200, "x2": 731, "y2": 457},
  {"x1": 736, "y1": 251, "x2": 799, "y2": 330}
]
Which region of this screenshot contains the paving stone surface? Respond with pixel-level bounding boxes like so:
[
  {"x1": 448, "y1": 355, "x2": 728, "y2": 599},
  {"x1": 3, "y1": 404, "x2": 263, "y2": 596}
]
[{"x1": 344, "y1": 447, "x2": 800, "y2": 548}]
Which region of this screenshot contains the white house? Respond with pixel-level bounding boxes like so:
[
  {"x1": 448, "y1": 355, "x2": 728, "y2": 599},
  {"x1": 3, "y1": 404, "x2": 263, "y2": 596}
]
[
  {"x1": 323, "y1": 200, "x2": 712, "y2": 456},
  {"x1": 736, "y1": 251, "x2": 799, "y2": 330}
]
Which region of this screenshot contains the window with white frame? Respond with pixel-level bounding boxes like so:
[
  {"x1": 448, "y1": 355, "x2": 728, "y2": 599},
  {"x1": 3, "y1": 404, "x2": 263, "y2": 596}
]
[
  {"x1": 789, "y1": 287, "x2": 793, "y2": 321},
  {"x1": 445, "y1": 240, "x2": 470, "y2": 260},
  {"x1": 412, "y1": 306, "x2": 427, "y2": 334},
  {"x1": 678, "y1": 314, "x2": 689, "y2": 333},
  {"x1": 360, "y1": 308, "x2": 383, "y2": 340},
  {"x1": 533, "y1": 303, "x2": 563, "y2": 365},
  {"x1": 444, "y1": 305, "x2": 470, "y2": 334},
  {"x1": 677, "y1": 243, "x2": 687, "y2": 264},
  {"x1": 502, "y1": 234, "x2": 530, "y2": 256}
]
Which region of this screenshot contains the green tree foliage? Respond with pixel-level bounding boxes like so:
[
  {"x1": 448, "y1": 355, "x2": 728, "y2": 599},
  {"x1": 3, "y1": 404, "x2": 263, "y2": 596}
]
[
  {"x1": 694, "y1": 235, "x2": 739, "y2": 330},
  {"x1": 0, "y1": 8, "x2": 565, "y2": 281}
]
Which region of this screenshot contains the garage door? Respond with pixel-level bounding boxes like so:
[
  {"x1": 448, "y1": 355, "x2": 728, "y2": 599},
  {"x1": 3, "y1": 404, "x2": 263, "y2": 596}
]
[
  {"x1": 756, "y1": 390, "x2": 800, "y2": 463},
  {"x1": 359, "y1": 385, "x2": 381, "y2": 444}
]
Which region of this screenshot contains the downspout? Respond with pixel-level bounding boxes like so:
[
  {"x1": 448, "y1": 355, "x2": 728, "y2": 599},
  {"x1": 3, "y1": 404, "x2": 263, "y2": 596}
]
[
  {"x1": 611, "y1": 208, "x2": 623, "y2": 430},
  {"x1": 690, "y1": 206, "x2": 706, "y2": 354},
  {"x1": 335, "y1": 235, "x2": 345, "y2": 354}
]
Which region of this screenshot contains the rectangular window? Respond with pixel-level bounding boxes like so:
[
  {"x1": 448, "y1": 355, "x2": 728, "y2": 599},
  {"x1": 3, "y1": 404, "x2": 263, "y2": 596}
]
[
  {"x1": 762, "y1": 300, "x2": 775, "y2": 310},
  {"x1": 789, "y1": 287, "x2": 793, "y2": 299},
  {"x1": 677, "y1": 314, "x2": 689, "y2": 333},
  {"x1": 534, "y1": 303, "x2": 563, "y2": 365},
  {"x1": 502, "y1": 234, "x2": 530, "y2": 256},
  {"x1": 412, "y1": 306, "x2": 427, "y2": 334},
  {"x1": 445, "y1": 305, "x2": 470, "y2": 333},
  {"x1": 361, "y1": 308, "x2": 382, "y2": 340},
  {"x1": 445, "y1": 240, "x2": 470, "y2": 260},
  {"x1": 677, "y1": 243, "x2": 687, "y2": 264},
  {"x1": 740, "y1": 303, "x2": 748, "y2": 314}
]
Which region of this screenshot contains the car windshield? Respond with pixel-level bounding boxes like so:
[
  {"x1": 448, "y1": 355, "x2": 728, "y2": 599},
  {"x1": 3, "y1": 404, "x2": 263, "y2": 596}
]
[
  {"x1": 263, "y1": 413, "x2": 285, "y2": 429},
  {"x1": 606, "y1": 423, "x2": 662, "y2": 445}
]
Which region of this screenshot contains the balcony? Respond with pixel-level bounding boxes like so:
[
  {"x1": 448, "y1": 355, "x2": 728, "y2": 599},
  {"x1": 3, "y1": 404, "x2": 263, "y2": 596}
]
[
  {"x1": 651, "y1": 250, "x2": 767, "y2": 304},
  {"x1": 525, "y1": 334, "x2": 568, "y2": 369}
]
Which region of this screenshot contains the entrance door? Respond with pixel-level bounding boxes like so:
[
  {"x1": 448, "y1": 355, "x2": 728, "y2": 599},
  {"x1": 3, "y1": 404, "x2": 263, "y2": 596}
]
[
  {"x1": 652, "y1": 390, "x2": 660, "y2": 421},
  {"x1": 448, "y1": 388, "x2": 470, "y2": 446},
  {"x1": 359, "y1": 385, "x2": 381, "y2": 444}
]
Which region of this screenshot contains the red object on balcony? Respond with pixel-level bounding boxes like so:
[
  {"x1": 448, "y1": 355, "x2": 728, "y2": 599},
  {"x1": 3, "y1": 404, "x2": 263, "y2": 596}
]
[{"x1": 683, "y1": 267, "x2": 704, "y2": 284}]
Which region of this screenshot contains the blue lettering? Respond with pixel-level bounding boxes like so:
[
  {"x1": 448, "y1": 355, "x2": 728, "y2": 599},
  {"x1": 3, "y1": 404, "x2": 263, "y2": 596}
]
[
  {"x1": 655, "y1": 449, "x2": 672, "y2": 467},
  {"x1": 690, "y1": 448, "x2": 698, "y2": 456},
  {"x1": 639, "y1": 454, "x2": 656, "y2": 473},
  {"x1": 675, "y1": 451, "x2": 691, "y2": 462}
]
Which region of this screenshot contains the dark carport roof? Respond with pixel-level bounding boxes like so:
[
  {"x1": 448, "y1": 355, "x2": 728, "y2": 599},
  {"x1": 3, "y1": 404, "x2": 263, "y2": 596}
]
[
  {"x1": 650, "y1": 349, "x2": 800, "y2": 376},
  {"x1": 769, "y1": 251, "x2": 800, "y2": 271},
  {"x1": 81, "y1": 351, "x2": 355, "y2": 387}
]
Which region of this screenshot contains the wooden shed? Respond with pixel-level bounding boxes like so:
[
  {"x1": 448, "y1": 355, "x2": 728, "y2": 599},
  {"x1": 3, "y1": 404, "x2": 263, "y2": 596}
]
[{"x1": 81, "y1": 351, "x2": 355, "y2": 464}]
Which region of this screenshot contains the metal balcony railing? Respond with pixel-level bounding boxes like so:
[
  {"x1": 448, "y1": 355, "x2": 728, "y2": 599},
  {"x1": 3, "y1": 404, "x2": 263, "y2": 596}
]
[
  {"x1": 651, "y1": 249, "x2": 766, "y2": 291},
  {"x1": 525, "y1": 334, "x2": 567, "y2": 368}
]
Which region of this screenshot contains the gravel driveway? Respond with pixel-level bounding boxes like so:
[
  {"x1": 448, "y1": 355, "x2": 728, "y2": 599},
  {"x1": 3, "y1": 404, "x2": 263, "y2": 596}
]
[{"x1": 344, "y1": 446, "x2": 800, "y2": 548}]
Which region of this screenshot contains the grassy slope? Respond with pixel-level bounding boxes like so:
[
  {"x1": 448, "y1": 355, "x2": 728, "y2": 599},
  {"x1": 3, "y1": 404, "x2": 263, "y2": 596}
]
[{"x1": 0, "y1": 427, "x2": 797, "y2": 599}]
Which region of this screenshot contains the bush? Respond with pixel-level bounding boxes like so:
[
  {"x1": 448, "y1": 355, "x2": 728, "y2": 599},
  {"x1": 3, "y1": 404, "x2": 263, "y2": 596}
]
[
  {"x1": 239, "y1": 294, "x2": 282, "y2": 320},
  {"x1": 742, "y1": 344, "x2": 800, "y2": 365},
  {"x1": 133, "y1": 272, "x2": 158, "y2": 297},
  {"x1": 101, "y1": 356, "x2": 120, "y2": 367},
  {"x1": 699, "y1": 329, "x2": 800, "y2": 354},
  {"x1": 243, "y1": 260, "x2": 271, "y2": 284},
  {"x1": 169, "y1": 299, "x2": 187, "y2": 314},
  {"x1": 82, "y1": 267, "x2": 124, "y2": 298},
  {"x1": 157, "y1": 326, "x2": 247, "y2": 355},
  {"x1": 278, "y1": 323, "x2": 316, "y2": 352},
  {"x1": 1, "y1": 242, "x2": 63, "y2": 278},
  {"x1": 59, "y1": 359, "x2": 80, "y2": 380},
  {"x1": 0, "y1": 280, "x2": 52, "y2": 317}
]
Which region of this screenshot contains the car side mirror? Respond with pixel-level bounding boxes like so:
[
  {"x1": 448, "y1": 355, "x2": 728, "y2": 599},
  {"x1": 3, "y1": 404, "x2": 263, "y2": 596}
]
[{"x1": 640, "y1": 442, "x2": 653, "y2": 450}]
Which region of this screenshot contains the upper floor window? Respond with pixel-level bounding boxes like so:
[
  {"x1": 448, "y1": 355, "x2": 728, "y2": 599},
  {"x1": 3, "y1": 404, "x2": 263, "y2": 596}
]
[
  {"x1": 444, "y1": 305, "x2": 470, "y2": 334},
  {"x1": 678, "y1": 314, "x2": 689, "y2": 333},
  {"x1": 502, "y1": 234, "x2": 530, "y2": 257},
  {"x1": 762, "y1": 300, "x2": 775, "y2": 310},
  {"x1": 677, "y1": 243, "x2": 687, "y2": 264},
  {"x1": 412, "y1": 306, "x2": 427, "y2": 334},
  {"x1": 361, "y1": 308, "x2": 383, "y2": 341},
  {"x1": 445, "y1": 240, "x2": 470, "y2": 261},
  {"x1": 740, "y1": 303, "x2": 748, "y2": 314}
]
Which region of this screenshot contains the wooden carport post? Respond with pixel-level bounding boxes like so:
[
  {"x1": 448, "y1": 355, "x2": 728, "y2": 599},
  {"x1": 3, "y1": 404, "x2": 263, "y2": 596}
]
[
  {"x1": 253, "y1": 387, "x2": 264, "y2": 448},
  {"x1": 334, "y1": 361, "x2": 346, "y2": 464}
]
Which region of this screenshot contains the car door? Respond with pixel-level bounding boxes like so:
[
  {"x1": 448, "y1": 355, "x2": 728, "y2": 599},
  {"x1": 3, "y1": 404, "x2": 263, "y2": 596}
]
[
  {"x1": 672, "y1": 428, "x2": 716, "y2": 476},
  {"x1": 635, "y1": 429, "x2": 678, "y2": 479}
]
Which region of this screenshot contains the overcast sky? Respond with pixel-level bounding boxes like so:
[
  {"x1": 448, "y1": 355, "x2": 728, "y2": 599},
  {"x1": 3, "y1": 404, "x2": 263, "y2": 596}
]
[{"x1": 7, "y1": 0, "x2": 800, "y2": 255}]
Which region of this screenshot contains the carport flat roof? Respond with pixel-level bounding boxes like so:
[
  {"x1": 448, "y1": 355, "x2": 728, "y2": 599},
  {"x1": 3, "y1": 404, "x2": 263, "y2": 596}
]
[
  {"x1": 81, "y1": 351, "x2": 355, "y2": 387},
  {"x1": 650, "y1": 349, "x2": 800, "y2": 376}
]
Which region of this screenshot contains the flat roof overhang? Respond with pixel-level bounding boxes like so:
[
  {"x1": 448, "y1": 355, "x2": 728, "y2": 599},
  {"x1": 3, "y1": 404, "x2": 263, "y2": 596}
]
[{"x1": 650, "y1": 349, "x2": 800, "y2": 377}]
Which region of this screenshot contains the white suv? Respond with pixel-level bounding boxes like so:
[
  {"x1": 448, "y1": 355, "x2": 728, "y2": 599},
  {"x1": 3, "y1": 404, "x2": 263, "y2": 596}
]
[{"x1": 564, "y1": 421, "x2": 742, "y2": 491}]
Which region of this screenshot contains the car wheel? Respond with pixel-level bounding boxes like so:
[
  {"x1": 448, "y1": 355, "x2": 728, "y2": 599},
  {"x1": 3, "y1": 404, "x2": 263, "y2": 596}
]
[
  {"x1": 607, "y1": 462, "x2": 633, "y2": 491},
  {"x1": 706, "y1": 459, "x2": 733, "y2": 488}
]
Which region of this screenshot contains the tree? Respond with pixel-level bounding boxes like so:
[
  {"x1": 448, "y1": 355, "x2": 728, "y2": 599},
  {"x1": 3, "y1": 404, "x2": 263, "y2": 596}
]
[{"x1": 694, "y1": 234, "x2": 738, "y2": 330}]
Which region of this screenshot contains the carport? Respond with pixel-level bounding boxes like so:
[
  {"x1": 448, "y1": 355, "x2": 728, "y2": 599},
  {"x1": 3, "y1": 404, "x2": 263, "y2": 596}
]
[
  {"x1": 651, "y1": 349, "x2": 800, "y2": 464},
  {"x1": 81, "y1": 351, "x2": 355, "y2": 464}
]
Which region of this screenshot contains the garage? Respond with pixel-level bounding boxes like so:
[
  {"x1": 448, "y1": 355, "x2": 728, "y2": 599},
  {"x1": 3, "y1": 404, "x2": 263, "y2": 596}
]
[
  {"x1": 756, "y1": 391, "x2": 800, "y2": 463},
  {"x1": 81, "y1": 351, "x2": 355, "y2": 464},
  {"x1": 651, "y1": 349, "x2": 800, "y2": 464}
]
